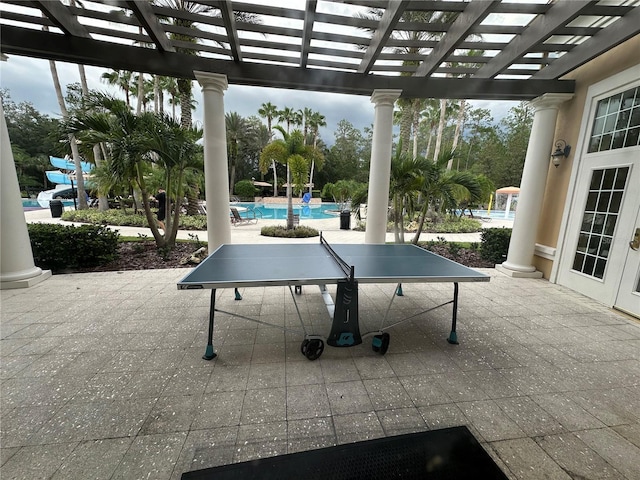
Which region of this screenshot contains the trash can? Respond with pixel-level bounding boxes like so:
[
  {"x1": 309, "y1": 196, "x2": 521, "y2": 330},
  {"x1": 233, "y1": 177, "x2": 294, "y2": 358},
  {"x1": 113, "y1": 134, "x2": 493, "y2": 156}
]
[
  {"x1": 340, "y1": 210, "x2": 351, "y2": 230},
  {"x1": 49, "y1": 200, "x2": 63, "y2": 218}
]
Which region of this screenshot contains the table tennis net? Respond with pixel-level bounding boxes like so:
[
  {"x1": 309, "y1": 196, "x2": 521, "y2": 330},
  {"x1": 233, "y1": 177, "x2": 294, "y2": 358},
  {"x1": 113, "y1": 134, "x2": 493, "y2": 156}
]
[{"x1": 320, "y1": 234, "x2": 354, "y2": 280}]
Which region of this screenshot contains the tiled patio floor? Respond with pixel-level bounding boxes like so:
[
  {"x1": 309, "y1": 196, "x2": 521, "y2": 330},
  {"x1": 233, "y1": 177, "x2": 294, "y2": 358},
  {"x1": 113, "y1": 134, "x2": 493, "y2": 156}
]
[{"x1": 2, "y1": 266, "x2": 639, "y2": 479}]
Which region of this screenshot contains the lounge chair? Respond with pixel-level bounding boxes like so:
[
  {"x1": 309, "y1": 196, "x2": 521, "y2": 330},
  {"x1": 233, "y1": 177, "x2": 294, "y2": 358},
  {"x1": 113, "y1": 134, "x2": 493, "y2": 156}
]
[{"x1": 230, "y1": 207, "x2": 258, "y2": 226}]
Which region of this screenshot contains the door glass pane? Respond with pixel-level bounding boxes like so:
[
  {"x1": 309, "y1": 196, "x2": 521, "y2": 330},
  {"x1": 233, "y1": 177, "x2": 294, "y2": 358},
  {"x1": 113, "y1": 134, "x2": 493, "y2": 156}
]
[
  {"x1": 572, "y1": 167, "x2": 629, "y2": 279},
  {"x1": 610, "y1": 192, "x2": 623, "y2": 213},
  {"x1": 602, "y1": 169, "x2": 616, "y2": 189},
  {"x1": 589, "y1": 87, "x2": 640, "y2": 152},
  {"x1": 625, "y1": 127, "x2": 639, "y2": 147},
  {"x1": 621, "y1": 89, "x2": 636, "y2": 109},
  {"x1": 597, "y1": 192, "x2": 610, "y2": 212},
  {"x1": 614, "y1": 167, "x2": 629, "y2": 189}
]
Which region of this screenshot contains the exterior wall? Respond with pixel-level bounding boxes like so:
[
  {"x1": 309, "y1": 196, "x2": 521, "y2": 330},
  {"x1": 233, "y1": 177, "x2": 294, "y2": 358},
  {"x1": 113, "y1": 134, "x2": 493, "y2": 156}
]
[{"x1": 533, "y1": 35, "x2": 640, "y2": 278}]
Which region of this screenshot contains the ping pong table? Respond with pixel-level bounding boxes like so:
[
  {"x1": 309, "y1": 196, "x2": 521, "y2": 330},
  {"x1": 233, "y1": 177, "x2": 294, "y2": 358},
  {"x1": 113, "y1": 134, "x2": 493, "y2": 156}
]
[{"x1": 178, "y1": 235, "x2": 490, "y2": 361}]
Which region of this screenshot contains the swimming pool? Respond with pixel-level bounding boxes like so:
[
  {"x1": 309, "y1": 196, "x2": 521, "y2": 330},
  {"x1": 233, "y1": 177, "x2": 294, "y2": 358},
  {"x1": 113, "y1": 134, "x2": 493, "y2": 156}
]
[
  {"x1": 235, "y1": 202, "x2": 342, "y2": 220},
  {"x1": 468, "y1": 209, "x2": 515, "y2": 220},
  {"x1": 22, "y1": 198, "x2": 75, "y2": 210}
]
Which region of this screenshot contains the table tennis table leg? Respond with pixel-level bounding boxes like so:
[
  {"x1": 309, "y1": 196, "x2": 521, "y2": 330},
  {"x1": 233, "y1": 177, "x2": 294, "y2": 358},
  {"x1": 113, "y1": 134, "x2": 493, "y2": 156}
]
[
  {"x1": 203, "y1": 289, "x2": 218, "y2": 360},
  {"x1": 447, "y1": 283, "x2": 459, "y2": 345}
]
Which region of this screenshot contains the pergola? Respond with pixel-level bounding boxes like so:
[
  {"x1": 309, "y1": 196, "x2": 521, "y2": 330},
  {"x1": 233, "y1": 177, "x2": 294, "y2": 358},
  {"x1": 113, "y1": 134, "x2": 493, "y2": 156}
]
[
  {"x1": 1, "y1": 0, "x2": 640, "y2": 287},
  {"x1": 2, "y1": 1, "x2": 640, "y2": 99}
]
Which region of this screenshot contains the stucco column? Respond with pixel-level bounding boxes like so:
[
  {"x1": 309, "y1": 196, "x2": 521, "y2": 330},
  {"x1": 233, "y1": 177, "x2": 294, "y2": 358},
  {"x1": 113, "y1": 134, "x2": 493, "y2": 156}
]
[
  {"x1": 365, "y1": 89, "x2": 401, "y2": 244},
  {"x1": 498, "y1": 93, "x2": 573, "y2": 278},
  {"x1": 194, "y1": 72, "x2": 231, "y2": 252},
  {"x1": 1, "y1": 103, "x2": 51, "y2": 289}
]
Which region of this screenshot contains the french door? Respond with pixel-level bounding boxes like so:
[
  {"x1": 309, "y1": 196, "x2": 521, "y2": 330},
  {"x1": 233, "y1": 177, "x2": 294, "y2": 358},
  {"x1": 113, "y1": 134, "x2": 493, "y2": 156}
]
[{"x1": 557, "y1": 74, "x2": 640, "y2": 317}]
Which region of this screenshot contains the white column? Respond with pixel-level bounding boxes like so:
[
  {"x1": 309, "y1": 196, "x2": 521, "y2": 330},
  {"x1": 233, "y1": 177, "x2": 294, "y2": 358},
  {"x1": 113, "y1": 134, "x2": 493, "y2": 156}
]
[
  {"x1": 365, "y1": 89, "x2": 401, "y2": 244},
  {"x1": 194, "y1": 72, "x2": 231, "y2": 252},
  {"x1": 498, "y1": 93, "x2": 573, "y2": 278},
  {"x1": 1, "y1": 103, "x2": 51, "y2": 289}
]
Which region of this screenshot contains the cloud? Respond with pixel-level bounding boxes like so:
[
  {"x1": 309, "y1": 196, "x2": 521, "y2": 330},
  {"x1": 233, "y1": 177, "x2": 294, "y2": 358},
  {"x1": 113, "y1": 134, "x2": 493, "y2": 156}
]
[
  {"x1": 2, "y1": 56, "x2": 377, "y2": 144},
  {"x1": 2, "y1": 56, "x2": 515, "y2": 147}
]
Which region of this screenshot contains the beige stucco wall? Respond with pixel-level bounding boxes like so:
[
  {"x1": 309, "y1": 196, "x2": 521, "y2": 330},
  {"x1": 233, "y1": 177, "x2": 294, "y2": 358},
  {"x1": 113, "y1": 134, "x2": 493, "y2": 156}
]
[{"x1": 533, "y1": 34, "x2": 640, "y2": 278}]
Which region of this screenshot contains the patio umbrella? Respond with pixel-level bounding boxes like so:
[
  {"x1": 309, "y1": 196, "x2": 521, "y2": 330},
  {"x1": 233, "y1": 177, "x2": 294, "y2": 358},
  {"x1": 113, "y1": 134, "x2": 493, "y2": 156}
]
[
  {"x1": 252, "y1": 181, "x2": 272, "y2": 187},
  {"x1": 495, "y1": 186, "x2": 520, "y2": 219}
]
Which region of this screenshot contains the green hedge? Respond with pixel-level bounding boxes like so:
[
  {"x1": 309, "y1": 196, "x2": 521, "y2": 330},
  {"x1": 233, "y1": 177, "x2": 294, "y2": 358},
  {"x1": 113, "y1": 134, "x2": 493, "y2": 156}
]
[
  {"x1": 27, "y1": 223, "x2": 120, "y2": 272},
  {"x1": 62, "y1": 210, "x2": 207, "y2": 230},
  {"x1": 480, "y1": 228, "x2": 512, "y2": 263},
  {"x1": 261, "y1": 225, "x2": 319, "y2": 238}
]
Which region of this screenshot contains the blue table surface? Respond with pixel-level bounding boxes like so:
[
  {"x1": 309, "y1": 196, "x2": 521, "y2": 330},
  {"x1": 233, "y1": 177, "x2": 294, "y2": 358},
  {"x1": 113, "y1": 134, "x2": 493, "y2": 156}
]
[{"x1": 178, "y1": 243, "x2": 490, "y2": 289}]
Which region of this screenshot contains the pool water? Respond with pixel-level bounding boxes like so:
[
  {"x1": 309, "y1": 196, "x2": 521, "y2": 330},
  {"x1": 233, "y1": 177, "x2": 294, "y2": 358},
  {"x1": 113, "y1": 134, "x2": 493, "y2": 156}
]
[
  {"x1": 22, "y1": 198, "x2": 75, "y2": 209},
  {"x1": 469, "y1": 209, "x2": 515, "y2": 220},
  {"x1": 235, "y1": 202, "x2": 342, "y2": 220}
]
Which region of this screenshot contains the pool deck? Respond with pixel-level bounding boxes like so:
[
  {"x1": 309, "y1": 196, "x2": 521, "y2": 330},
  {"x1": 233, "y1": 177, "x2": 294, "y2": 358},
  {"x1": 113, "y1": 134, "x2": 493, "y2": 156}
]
[
  {"x1": 1, "y1": 209, "x2": 639, "y2": 479},
  {"x1": 20, "y1": 206, "x2": 513, "y2": 245}
]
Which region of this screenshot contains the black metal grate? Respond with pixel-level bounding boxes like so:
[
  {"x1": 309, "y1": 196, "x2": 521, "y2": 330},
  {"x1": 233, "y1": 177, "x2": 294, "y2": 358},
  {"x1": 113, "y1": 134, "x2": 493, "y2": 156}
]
[{"x1": 182, "y1": 426, "x2": 508, "y2": 480}]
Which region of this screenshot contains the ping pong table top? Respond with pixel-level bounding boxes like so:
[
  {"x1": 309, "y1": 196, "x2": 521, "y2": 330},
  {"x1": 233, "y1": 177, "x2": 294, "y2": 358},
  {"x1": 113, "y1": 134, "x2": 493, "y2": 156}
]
[{"x1": 178, "y1": 243, "x2": 489, "y2": 290}]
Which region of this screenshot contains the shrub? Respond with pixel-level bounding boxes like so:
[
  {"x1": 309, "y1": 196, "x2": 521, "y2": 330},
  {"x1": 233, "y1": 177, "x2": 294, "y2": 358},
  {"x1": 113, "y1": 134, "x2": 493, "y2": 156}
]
[
  {"x1": 387, "y1": 215, "x2": 482, "y2": 234},
  {"x1": 62, "y1": 210, "x2": 208, "y2": 230},
  {"x1": 28, "y1": 223, "x2": 120, "y2": 272},
  {"x1": 234, "y1": 180, "x2": 257, "y2": 200},
  {"x1": 261, "y1": 225, "x2": 319, "y2": 238},
  {"x1": 480, "y1": 228, "x2": 512, "y2": 263}
]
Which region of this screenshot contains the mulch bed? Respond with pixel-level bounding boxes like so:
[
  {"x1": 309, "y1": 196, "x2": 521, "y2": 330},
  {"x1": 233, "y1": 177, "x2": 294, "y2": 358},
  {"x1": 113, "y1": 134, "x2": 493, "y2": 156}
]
[{"x1": 73, "y1": 241, "x2": 493, "y2": 273}]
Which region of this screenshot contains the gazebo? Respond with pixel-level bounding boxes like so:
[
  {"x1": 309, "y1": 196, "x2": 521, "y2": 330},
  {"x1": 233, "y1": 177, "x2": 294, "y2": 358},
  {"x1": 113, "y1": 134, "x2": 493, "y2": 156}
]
[{"x1": 495, "y1": 186, "x2": 520, "y2": 219}]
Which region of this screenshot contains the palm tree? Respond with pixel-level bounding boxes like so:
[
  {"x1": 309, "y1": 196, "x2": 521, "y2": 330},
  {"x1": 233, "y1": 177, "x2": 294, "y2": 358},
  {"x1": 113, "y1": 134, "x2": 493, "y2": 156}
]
[
  {"x1": 258, "y1": 102, "x2": 278, "y2": 138},
  {"x1": 101, "y1": 70, "x2": 134, "y2": 107},
  {"x1": 277, "y1": 107, "x2": 297, "y2": 133},
  {"x1": 389, "y1": 144, "x2": 428, "y2": 243},
  {"x1": 410, "y1": 150, "x2": 482, "y2": 244},
  {"x1": 160, "y1": 76, "x2": 180, "y2": 119},
  {"x1": 306, "y1": 110, "x2": 326, "y2": 194},
  {"x1": 66, "y1": 94, "x2": 201, "y2": 248},
  {"x1": 419, "y1": 99, "x2": 440, "y2": 161},
  {"x1": 301, "y1": 107, "x2": 313, "y2": 141},
  {"x1": 155, "y1": 1, "x2": 260, "y2": 128},
  {"x1": 259, "y1": 127, "x2": 323, "y2": 229},
  {"x1": 225, "y1": 112, "x2": 246, "y2": 196},
  {"x1": 43, "y1": 22, "x2": 88, "y2": 210},
  {"x1": 258, "y1": 102, "x2": 279, "y2": 195},
  {"x1": 358, "y1": 8, "x2": 471, "y2": 164}
]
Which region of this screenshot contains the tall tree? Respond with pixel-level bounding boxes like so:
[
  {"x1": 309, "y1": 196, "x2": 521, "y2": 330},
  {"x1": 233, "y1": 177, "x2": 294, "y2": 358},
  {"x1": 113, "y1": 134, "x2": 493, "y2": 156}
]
[
  {"x1": 306, "y1": 110, "x2": 326, "y2": 194},
  {"x1": 226, "y1": 112, "x2": 246, "y2": 196},
  {"x1": 155, "y1": 1, "x2": 260, "y2": 128},
  {"x1": 259, "y1": 127, "x2": 323, "y2": 229},
  {"x1": 258, "y1": 102, "x2": 279, "y2": 195},
  {"x1": 67, "y1": 94, "x2": 201, "y2": 248},
  {"x1": 389, "y1": 145, "x2": 428, "y2": 243},
  {"x1": 101, "y1": 70, "x2": 133, "y2": 107},
  {"x1": 43, "y1": 22, "x2": 87, "y2": 209},
  {"x1": 277, "y1": 107, "x2": 297, "y2": 133}
]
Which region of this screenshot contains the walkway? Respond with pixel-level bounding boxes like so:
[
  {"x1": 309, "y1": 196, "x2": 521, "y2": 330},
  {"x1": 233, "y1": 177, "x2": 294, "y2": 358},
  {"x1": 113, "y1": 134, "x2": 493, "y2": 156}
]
[
  {"x1": 2, "y1": 208, "x2": 639, "y2": 479},
  {"x1": 22, "y1": 207, "x2": 514, "y2": 245}
]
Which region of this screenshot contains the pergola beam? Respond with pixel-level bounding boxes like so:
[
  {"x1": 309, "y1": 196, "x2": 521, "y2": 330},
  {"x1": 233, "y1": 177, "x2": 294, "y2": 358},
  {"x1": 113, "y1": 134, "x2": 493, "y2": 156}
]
[
  {"x1": 125, "y1": 0, "x2": 175, "y2": 53},
  {"x1": 0, "y1": 24, "x2": 574, "y2": 101},
  {"x1": 33, "y1": 0, "x2": 91, "y2": 38},
  {"x1": 216, "y1": 0, "x2": 242, "y2": 62},
  {"x1": 414, "y1": 0, "x2": 499, "y2": 77},
  {"x1": 300, "y1": 0, "x2": 318, "y2": 68},
  {"x1": 533, "y1": 6, "x2": 640, "y2": 80},
  {"x1": 357, "y1": 0, "x2": 410, "y2": 74},
  {"x1": 474, "y1": 0, "x2": 597, "y2": 79}
]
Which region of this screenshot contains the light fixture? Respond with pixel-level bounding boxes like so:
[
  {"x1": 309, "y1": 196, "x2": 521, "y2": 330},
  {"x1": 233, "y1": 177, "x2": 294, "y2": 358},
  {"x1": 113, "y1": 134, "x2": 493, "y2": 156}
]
[{"x1": 551, "y1": 140, "x2": 571, "y2": 167}]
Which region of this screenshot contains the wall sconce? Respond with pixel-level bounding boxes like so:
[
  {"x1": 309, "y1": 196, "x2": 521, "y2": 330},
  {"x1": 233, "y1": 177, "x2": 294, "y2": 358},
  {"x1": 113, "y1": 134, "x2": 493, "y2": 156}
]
[{"x1": 551, "y1": 140, "x2": 571, "y2": 167}]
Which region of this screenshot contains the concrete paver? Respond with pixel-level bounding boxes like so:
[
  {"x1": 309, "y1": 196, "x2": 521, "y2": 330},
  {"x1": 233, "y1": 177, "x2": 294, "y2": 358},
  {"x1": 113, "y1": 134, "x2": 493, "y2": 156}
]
[{"x1": 2, "y1": 207, "x2": 638, "y2": 479}]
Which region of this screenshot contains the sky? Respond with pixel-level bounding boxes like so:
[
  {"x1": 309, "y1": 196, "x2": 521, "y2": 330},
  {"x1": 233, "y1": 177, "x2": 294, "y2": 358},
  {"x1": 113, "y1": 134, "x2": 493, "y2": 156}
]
[{"x1": 0, "y1": 55, "x2": 517, "y2": 147}]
